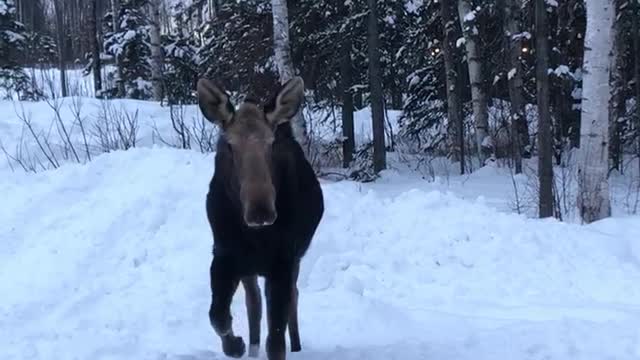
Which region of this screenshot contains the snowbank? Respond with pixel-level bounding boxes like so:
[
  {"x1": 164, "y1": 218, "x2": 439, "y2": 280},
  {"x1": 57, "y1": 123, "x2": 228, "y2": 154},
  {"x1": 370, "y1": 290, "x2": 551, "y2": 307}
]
[
  {"x1": 2, "y1": 148, "x2": 640, "y2": 359},
  {"x1": 0, "y1": 98, "x2": 402, "y2": 173}
]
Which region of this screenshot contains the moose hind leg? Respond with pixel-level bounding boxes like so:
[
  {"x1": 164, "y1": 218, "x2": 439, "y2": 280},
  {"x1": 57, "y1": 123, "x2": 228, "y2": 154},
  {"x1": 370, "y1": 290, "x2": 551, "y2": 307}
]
[
  {"x1": 288, "y1": 262, "x2": 301, "y2": 352},
  {"x1": 209, "y1": 257, "x2": 245, "y2": 358},
  {"x1": 242, "y1": 276, "x2": 262, "y2": 358}
]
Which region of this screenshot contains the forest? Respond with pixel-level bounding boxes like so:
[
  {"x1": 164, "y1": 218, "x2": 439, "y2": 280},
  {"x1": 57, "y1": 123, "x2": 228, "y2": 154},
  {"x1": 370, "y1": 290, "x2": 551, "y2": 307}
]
[
  {"x1": 3, "y1": 1, "x2": 640, "y2": 359},
  {"x1": 2, "y1": 0, "x2": 639, "y2": 222}
]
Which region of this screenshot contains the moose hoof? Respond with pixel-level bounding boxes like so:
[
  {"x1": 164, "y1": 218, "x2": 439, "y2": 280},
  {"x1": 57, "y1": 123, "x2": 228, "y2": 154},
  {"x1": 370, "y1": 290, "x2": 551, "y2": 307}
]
[
  {"x1": 222, "y1": 335, "x2": 245, "y2": 358},
  {"x1": 248, "y1": 344, "x2": 260, "y2": 358}
]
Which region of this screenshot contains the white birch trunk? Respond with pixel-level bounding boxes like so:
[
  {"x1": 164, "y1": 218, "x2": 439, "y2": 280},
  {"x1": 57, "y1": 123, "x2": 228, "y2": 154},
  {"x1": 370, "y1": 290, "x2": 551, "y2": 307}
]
[
  {"x1": 577, "y1": 0, "x2": 614, "y2": 223},
  {"x1": 149, "y1": 0, "x2": 163, "y2": 102},
  {"x1": 271, "y1": 0, "x2": 309, "y2": 153},
  {"x1": 458, "y1": 0, "x2": 491, "y2": 164}
]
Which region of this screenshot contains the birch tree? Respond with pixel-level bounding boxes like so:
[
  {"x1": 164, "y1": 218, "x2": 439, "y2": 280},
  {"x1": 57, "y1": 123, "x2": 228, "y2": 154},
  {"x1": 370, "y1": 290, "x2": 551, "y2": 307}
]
[
  {"x1": 458, "y1": 0, "x2": 491, "y2": 164},
  {"x1": 577, "y1": 0, "x2": 615, "y2": 223},
  {"x1": 441, "y1": 0, "x2": 464, "y2": 174},
  {"x1": 148, "y1": 0, "x2": 163, "y2": 101},
  {"x1": 271, "y1": 0, "x2": 309, "y2": 151}
]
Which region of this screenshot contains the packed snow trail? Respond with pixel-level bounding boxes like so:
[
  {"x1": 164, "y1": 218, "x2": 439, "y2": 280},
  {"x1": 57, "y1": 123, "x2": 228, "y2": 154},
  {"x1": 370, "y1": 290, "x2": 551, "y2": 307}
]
[{"x1": 2, "y1": 148, "x2": 640, "y2": 360}]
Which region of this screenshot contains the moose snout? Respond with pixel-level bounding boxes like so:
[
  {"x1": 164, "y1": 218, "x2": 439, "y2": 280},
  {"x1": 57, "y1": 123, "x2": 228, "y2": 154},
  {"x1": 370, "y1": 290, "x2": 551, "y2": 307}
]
[
  {"x1": 244, "y1": 201, "x2": 277, "y2": 227},
  {"x1": 241, "y1": 184, "x2": 277, "y2": 228}
]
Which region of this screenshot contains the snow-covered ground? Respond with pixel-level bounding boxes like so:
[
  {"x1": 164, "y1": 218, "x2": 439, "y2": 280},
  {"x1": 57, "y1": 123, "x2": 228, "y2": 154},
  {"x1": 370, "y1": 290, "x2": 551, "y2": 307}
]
[
  {"x1": 2, "y1": 93, "x2": 640, "y2": 359},
  {"x1": 2, "y1": 145, "x2": 640, "y2": 360},
  {"x1": 22, "y1": 67, "x2": 117, "y2": 99}
]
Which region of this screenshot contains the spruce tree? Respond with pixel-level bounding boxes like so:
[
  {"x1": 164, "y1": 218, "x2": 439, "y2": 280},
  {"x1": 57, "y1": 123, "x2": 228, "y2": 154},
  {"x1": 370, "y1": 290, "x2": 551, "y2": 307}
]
[
  {"x1": 0, "y1": 0, "x2": 40, "y2": 100},
  {"x1": 103, "y1": 0, "x2": 152, "y2": 99}
]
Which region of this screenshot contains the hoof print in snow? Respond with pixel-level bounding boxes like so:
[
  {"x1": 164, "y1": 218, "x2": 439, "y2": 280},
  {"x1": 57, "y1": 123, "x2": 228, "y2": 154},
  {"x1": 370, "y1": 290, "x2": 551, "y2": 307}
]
[{"x1": 222, "y1": 335, "x2": 245, "y2": 358}]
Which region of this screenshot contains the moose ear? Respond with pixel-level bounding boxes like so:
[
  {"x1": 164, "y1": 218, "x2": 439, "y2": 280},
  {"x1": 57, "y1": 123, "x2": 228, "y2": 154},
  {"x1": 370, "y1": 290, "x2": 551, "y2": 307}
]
[
  {"x1": 197, "y1": 78, "x2": 234, "y2": 126},
  {"x1": 266, "y1": 77, "x2": 305, "y2": 125}
]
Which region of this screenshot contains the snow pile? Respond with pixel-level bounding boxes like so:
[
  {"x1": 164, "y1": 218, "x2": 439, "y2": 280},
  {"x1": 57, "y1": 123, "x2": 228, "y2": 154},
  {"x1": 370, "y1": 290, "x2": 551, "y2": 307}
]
[{"x1": 2, "y1": 148, "x2": 640, "y2": 359}]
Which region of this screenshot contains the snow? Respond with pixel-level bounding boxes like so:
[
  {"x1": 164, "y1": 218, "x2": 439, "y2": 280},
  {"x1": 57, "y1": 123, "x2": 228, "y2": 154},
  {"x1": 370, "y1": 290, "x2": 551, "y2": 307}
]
[
  {"x1": 123, "y1": 30, "x2": 137, "y2": 41},
  {"x1": 384, "y1": 15, "x2": 395, "y2": 25},
  {"x1": 481, "y1": 135, "x2": 494, "y2": 148},
  {"x1": 0, "y1": 0, "x2": 14, "y2": 16},
  {"x1": 464, "y1": 11, "x2": 476, "y2": 22},
  {"x1": 404, "y1": 0, "x2": 424, "y2": 14},
  {"x1": 571, "y1": 87, "x2": 582, "y2": 100},
  {"x1": 2, "y1": 90, "x2": 640, "y2": 360},
  {"x1": 553, "y1": 65, "x2": 571, "y2": 77},
  {"x1": 0, "y1": 95, "x2": 401, "y2": 173},
  {"x1": 546, "y1": 0, "x2": 559, "y2": 6},
  {"x1": 508, "y1": 68, "x2": 517, "y2": 80},
  {"x1": 456, "y1": 37, "x2": 466, "y2": 48},
  {"x1": 15, "y1": 67, "x2": 118, "y2": 99},
  {"x1": 3, "y1": 30, "x2": 25, "y2": 43},
  {"x1": 512, "y1": 31, "x2": 532, "y2": 41},
  {"x1": 1, "y1": 147, "x2": 640, "y2": 360}
]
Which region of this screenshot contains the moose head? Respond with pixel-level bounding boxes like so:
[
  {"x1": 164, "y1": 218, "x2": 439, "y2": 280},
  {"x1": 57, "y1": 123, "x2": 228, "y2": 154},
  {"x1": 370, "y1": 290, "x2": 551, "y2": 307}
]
[{"x1": 197, "y1": 77, "x2": 305, "y2": 228}]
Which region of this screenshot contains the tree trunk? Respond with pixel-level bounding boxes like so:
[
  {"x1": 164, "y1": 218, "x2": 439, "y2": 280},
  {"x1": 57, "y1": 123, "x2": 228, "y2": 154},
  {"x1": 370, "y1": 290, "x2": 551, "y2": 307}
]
[
  {"x1": 553, "y1": 0, "x2": 570, "y2": 165},
  {"x1": 536, "y1": 0, "x2": 554, "y2": 218},
  {"x1": 503, "y1": 0, "x2": 527, "y2": 174},
  {"x1": 271, "y1": 0, "x2": 310, "y2": 152},
  {"x1": 577, "y1": 0, "x2": 614, "y2": 223},
  {"x1": 340, "y1": 36, "x2": 355, "y2": 168},
  {"x1": 389, "y1": 60, "x2": 402, "y2": 110},
  {"x1": 53, "y1": 0, "x2": 68, "y2": 97},
  {"x1": 367, "y1": 0, "x2": 386, "y2": 173},
  {"x1": 634, "y1": 0, "x2": 640, "y2": 170},
  {"x1": 149, "y1": 0, "x2": 164, "y2": 102},
  {"x1": 354, "y1": 91, "x2": 363, "y2": 110},
  {"x1": 609, "y1": 0, "x2": 626, "y2": 173},
  {"x1": 111, "y1": 0, "x2": 125, "y2": 97},
  {"x1": 458, "y1": 0, "x2": 491, "y2": 164},
  {"x1": 441, "y1": 0, "x2": 464, "y2": 174},
  {"x1": 88, "y1": 0, "x2": 102, "y2": 96}
]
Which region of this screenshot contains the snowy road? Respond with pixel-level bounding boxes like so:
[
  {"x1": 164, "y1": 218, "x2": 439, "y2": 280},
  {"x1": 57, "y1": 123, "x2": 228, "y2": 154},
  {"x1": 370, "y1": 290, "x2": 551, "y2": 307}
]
[{"x1": 2, "y1": 148, "x2": 640, "y2": 359}]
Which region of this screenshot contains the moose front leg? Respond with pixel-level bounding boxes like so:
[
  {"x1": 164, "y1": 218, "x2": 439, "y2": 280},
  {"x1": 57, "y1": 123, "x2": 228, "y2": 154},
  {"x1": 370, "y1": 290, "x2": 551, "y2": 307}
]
[
  {"x1": 265, "y1": 268, "x2": 294, "y2": 360},
  {"x1": 209, "y1": 256, "x2": 245, "y2": 358},
  {"x1": 242, "y1": 276, "x2": 262, "y2": 358}
]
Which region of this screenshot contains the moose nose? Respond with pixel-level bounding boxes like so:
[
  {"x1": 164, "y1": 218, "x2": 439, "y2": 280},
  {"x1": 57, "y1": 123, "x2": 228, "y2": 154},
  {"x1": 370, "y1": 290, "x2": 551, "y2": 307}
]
[{"x1": 244, "y1": 202, "x2": 277, "y2": 228}]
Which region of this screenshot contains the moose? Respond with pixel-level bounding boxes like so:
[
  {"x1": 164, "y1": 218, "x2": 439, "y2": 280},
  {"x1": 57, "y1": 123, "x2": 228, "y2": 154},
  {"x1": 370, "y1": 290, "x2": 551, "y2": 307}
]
[{"x1": 197, "y1": 76, "x2": 324, "y2": 360}]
